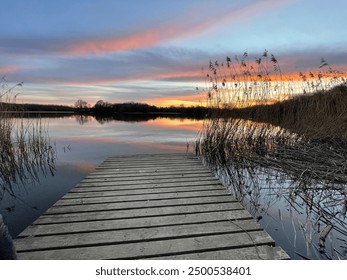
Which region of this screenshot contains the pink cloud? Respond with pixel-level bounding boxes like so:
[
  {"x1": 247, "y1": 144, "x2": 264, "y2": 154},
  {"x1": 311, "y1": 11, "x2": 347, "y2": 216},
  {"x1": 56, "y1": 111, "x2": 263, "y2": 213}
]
[
  {"x1": 65, "y1": 0, "x2": 293, "y2": 55},
  {"x1": 0, "y1": 65, "x2": 20, "y2": 74},
  {"x1": 67, "y1": 30, "x2": 161, "y2": 55}
]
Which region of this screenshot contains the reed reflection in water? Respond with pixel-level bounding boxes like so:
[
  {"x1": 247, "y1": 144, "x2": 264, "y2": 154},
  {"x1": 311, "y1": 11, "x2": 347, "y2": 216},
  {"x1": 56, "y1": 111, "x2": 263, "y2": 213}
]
[
  {"x1": 0, "y1": 114, "x2": 56, "y2": 200},
  {"x1": 196, "y1": 117, "x2": 347, "y2": 260}
]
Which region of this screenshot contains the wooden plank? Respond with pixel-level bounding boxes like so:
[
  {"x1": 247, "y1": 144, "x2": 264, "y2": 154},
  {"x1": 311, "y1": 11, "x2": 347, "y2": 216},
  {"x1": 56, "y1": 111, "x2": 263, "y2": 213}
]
[
  {"x1": 96, "y1": 162, "x2": 203, "y2": 170},
  {"x1": 151, "y1": 245, "x2": 290, "y2": 260},
  {"x1": 98, "y1": 162, "x2": 203, "y2": 168},
  {"x1": 58, "y1": 189, "x2": 230, "y2": 204},
  {"x1": 99, "y1": 157, "x2": 201, "y2": 164},
  {"x1": 62, "y1": 186, "x2": 227, "y2": 200},
  {"x1": 99, "y1": 158, "x2": 201, "y2": 167},
  {"x1": 18, "y1": 211, "x2": 255, "y2": 237},
  {"x1": 76, "y1": 176, "x2": 220, "y2": 186},
  {"x1": 15, "y1": 220, "x2": 264, "y2": 251},
  {"x1": 75, "y1": 180, "x2": 220, "y2": 190},
  {"x1": 105, "y1": 153, "x2": 195, "y2": 157},
  {"x1": 88, "y1": 166, "x2": 210, "y2": 176},
  {"x1": 69, "y1": 182, "x2": 223, "y2": 193},
  {"x1": 55, "y1": 194, "x2": 236, "y2": 209},
  {"x1": 101, "y1": 155, "x2": 199, "y2": 161},
  {"x1": 90, "y1": 168, "x2": 209, "y2": 176},
  {"x1": 46, "y1": 198, "x2": 241, "y2": 215},
  {"x1": 57, "y1": 195, "x2": 230, "y2": 207},
  {"x1": 16, "y1": 231, "x2": 275, "y2": 260},
  {"x1": 107, "y1": 153, "x2": 197, "y2": 159},
  {"x1": 104, "y1": 154, "x2": 197, "y2": 159},
  {"x1": 82, "y1": 172, "x2": 214, "y2": 182},
  {"x1": 84, "y1": 170, "x2": 212, "y2": 179},
  {"x1": 57, "y1": 190, "x2": 235, "y2": 207},
  {"x1": 36, "y1": 208, "x2": 251, "y2": 225}
]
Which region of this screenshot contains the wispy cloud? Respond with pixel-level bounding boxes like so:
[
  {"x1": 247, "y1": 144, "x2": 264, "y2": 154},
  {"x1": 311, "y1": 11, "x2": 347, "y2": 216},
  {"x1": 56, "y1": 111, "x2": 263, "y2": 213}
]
[
  {"x1": 65, "y1": 0, "x2": 293, "y2": 55},
  {"x1": 65, "y1": 30, "x2": 161, "y2": 55},
  {"x1": 11, "y1": 47, "x2": 207, "y2": 85},
  {"x1": 0, "y1": 0, "x2": 293, "y2": 57},
  {"x1": 10, "y1": 46, "x2": 347, "y2": 91}
]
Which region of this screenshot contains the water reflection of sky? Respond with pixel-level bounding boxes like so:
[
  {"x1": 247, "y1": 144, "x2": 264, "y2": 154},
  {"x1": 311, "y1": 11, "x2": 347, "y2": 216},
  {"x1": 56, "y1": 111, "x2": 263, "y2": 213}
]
[
  {"x1": 1, "y1": 115, "x2": 203, "y2": 237},
  {"x1": 3, "y1": 115, "x2": 346, "y2": 260}
]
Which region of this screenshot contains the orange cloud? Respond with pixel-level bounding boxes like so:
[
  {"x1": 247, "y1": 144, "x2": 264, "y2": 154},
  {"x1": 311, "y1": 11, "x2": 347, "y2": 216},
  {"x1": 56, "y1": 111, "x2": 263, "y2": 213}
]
[
  {"x1": 67, "y1": 30, "x2": 161, "y2": 55},
  {"x1": 65, "y1": 0, "x2": 293, "y2": 55},
  {"x1": 144, "y1": 93, "x2": 207, "y2": 108}
]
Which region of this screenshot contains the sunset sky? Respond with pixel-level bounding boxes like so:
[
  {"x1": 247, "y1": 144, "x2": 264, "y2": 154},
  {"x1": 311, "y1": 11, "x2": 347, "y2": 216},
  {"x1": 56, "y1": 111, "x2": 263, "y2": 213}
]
[{"x1": 1, "y1": 0, "x2": 347, "y2": 107}]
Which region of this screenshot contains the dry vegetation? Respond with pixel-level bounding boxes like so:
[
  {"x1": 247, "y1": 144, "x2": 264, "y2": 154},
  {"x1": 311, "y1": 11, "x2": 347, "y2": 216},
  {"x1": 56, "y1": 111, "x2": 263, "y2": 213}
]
[
  {"x1": 195, "y1": 51, "x2": 347, "y2": 259},
  {"x1": 0, "y1": 79, "x2": 56, "y2": 199},
  {"x1": 229, "y1": 84, "x2": 347, "y2": 138}
]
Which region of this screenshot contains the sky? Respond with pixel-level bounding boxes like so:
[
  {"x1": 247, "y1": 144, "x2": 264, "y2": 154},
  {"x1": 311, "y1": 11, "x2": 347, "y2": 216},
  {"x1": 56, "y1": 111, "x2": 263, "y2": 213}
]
[{"x1": 1, "y1": 0, "x2": 347, "y2": 107}]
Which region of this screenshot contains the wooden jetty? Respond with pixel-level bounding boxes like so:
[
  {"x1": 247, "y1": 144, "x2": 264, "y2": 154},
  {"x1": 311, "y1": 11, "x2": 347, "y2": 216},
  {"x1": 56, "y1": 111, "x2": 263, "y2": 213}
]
[{"x1": 14, "y1": 153, "x2": 289, "y2": 260}]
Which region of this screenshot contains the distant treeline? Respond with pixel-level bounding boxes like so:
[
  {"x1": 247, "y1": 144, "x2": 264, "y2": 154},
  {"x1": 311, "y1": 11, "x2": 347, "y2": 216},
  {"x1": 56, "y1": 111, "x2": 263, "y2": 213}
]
[
  {"x1": 1, "y1": 100, "x2": 209, "y2": 117},
  {"x1": 90, "y1": 101, "x2": 208, "y2": 117},
  {"x1": 0, "y1": 102, "x2": 73, "y2": 112}
]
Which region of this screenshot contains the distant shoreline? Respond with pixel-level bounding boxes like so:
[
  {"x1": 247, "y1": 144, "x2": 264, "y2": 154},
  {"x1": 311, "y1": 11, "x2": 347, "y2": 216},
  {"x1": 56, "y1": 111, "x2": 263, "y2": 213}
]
[{"x1": 0, "y1": 110, "x2": 75, "y2": 114}]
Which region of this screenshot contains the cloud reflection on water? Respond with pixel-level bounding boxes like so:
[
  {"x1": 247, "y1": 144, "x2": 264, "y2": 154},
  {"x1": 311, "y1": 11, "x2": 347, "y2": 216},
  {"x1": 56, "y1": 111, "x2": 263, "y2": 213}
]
[{"x1": 1, "y1": 115, "x2": 203, "y2": 237}]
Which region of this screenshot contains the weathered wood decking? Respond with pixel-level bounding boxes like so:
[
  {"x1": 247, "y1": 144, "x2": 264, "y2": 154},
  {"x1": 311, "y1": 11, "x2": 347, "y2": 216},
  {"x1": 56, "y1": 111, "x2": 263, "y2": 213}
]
[{"x1": 15, "y1": 153, "x2": 289, "y2": 259}]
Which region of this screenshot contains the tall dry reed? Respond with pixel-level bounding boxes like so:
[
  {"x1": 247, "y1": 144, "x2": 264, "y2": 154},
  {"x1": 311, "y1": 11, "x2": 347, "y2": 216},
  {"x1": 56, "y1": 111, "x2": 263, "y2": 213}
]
[
  {"x1": 0, "y1": 79, "x2": 56, "y2": 199},
  {"x1": 199, "y1": 51, "x2": 346, "y2": 112},
  {"x1": 195, "y1": 51, "x2": 347, "y2": 259}
]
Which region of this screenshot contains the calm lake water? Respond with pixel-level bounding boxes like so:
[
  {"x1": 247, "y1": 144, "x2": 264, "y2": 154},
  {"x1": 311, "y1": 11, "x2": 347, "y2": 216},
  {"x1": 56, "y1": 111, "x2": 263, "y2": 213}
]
[
  {"x1": 1, "y1": 114, "x2": 202, "y2": 237},
  {"x1": 1, "y1": 114, "x2": 346, "y2": 260}
]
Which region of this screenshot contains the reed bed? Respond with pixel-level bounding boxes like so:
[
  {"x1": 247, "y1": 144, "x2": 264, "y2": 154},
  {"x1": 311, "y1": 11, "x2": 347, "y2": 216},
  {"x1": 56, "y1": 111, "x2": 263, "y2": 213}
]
[
  {"x1": 196, "y1": 117, "x2": 347, "y2": 259},
  {"x1": 0, "y1": 79, "x2": 56, "y2": 199},
  {"x1": 200, "y1": 51, "x2": 346, "y2": 109},
  {"x1": 230, "y1": 85, "x2": 347, "y2": 139},
  {"x1": 195, "y1": 51, "x2": 347, "y2": 259}
]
